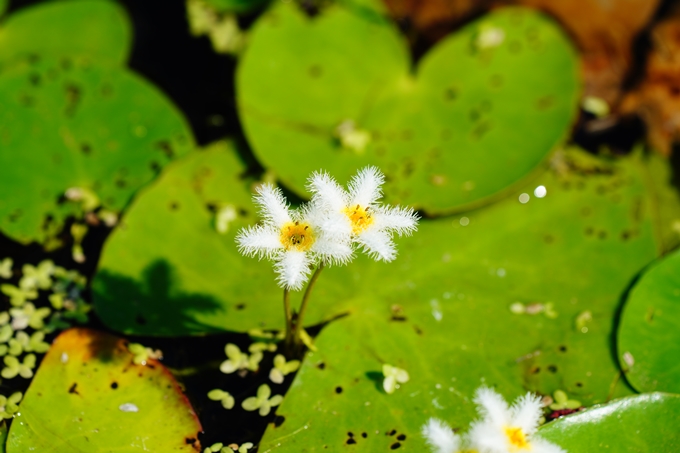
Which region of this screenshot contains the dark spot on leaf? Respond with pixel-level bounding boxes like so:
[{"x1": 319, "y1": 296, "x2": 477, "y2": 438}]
[
  {"x1": 584, "y1": 227, "x2": 594, "y2": 236},
  {"x1": 309, "y1": 65, "x2": 322, "y2": 78},
  {"x1": 81, "y1": 143, "x2": 92, "y2": 155},
  {"x1": 444, "y1": 87, "x2": 457, "y2": 101},
  {"x1": 543, "y1": 234, "x2": 554, "y2": 244},
  {"x1": 185, "y1": 437, "x2": 197, "y2": 445},
  {"x1": 273, "y1": 415, "x2": 285, "y2": 427},
  {"x1": 413, "y1": 325, "x2": 423, "y2": 335},
  {"x1": 335, "y1": 386, "x2": 343, "y2": 394},
  {"x1": 28, "y1": 73, "x2": 41, "y2": 86},
  {"x1": 115, "y1": 179, "x2": 126, "y2": 188},
  {"x1": 27, "y1": 54, "x2": 40, "y2": 64},
  {"x1": 469, "y1": 110, "x2": 480, "y2": 122},
  {"x1": 157, "y1": 141, "x2": 174, "y2": 159},
  {"x1": 135, "y1": 315, "x2": 147, "y2": 325},
  {"x1": 390, "y1": 442, "x2": 401, "y2": 449},
  {"x1": 397, "y1": 434, "x2": 406, "y2": 441},
  {"x1": 472, "y1": 121, "x2": 491, "y2": 139},
  {"x1": 536, "y1": 96, "x2": 554, "y2": 110},
  {"x1": 61, "y1": 58, "x2": 73, "y2": 71},
  {"x1": 348, "y1": 432, "x2": 354, "y2": 437},
  {"x1": 559, "y1": 345, "x2": 567, "y2": 352},
  {"x1": 170, "y1": 202, "x2": 180, "y2": 211},
  {"x1": 531, "y1": 366, "x2": 540, "y2": 374},
  {"x1": 575, "y1": 382, "x2": 583, "y2": 387},
  {"x1": 547, "y1": 365, "x2": 558, "y2": 373},
  {"x1": 64, "y1": 83, "x2": 81, "y2": 117},
  {"x1": 20, "y1": 94, "x2": 35, "y2": 107},
  {"x1": 111, "y1": 382, "x2": 118, "y2": 389},
  {"x1": 317, "y1": 362, "x2": 326, "y2": 370},
  {"x1": 346, "y1": 438, "x2": 357, "y2": 445},
  {"x1": 387, "y1": 429, "x2": 396, "y2": 436},
  {"x1": 598, "y1": 230, "x2": 607, "y2": 240},
  {"x1": 236, "y1": 303, "x2": 245, "y2": 310},
  {"x1": 69, "y1": 383, "x2": 79, "y2": 395},
  {"x1": 8, "y1": 209, "x2": 22, "y2": 223}
]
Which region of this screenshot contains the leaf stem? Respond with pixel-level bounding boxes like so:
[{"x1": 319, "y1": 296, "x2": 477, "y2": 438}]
[{"x1": 283, "y1": 288, "x2": 292, "y2": 348}]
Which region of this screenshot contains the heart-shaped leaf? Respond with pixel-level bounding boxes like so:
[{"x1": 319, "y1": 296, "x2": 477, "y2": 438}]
[
  {"x1": 6, "y1": 328, "x2": 203, "y2": 452},
  {"x1": 539, "y1": 393, "x2": 680, "y2": 452},
  {"x1": 0, "y1": 0, "x2": 131, "y2": 66},
  {"x1": 237, "y1": 2, "x2": 579, "y2": 213},
  {"x1": 618, "y1": 247, "x2": 680, "y2": 393},
  {"x1": 0, "y1": 56, "x2": 194, "y2": 244}
]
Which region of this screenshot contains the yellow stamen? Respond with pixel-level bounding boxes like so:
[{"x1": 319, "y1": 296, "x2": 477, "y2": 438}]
[
  {"x1": 279, "y1": 221, "x2": 315, "y2": 251},
  {"x1": 504, "y1": 426, "x2": 530, "y2": 450},
  {"x1": 343, "y1": 204, "x2": 374, "y2": 234}
]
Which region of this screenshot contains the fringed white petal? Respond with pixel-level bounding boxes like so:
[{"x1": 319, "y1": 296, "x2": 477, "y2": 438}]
[
  {"x1": 467, "y1": 420, "x2": 509, "y2": 453},
  {"x1": 307, "y1": 171, "x2": 348, "y2": 211},
  {"x1": 373, "y1": 205, "x2": 419, "y2": 236},
  {"x1": 474, "y1": 387, "x2": 511, "y2": 427},
  {"x1": 274, "y1": 250, "x2": 313, "y2": 291},
  {"x1": 530, "y1": 437, "x2": 567, "y2": 453},
  {"x1": 302, "y1": 200, "x2": 353, "y2": 240},
  {"x1": 235, "y1": 224, "x2": 283, "y2": 259},
  {"x1": 312, "y1": 237, "x2": 354, "y2": 266},
  {"x1": 254, "y1": 184, "x2": 291, "y2": 227},
  {"x1": 511, "y1": 393, "x2": 543, "y2": 436},
  {"x1": 348, "y1": 166, "x2": 384, "y2": 207},
  {"x1": 421, "y1": 418, "x2": 460, "y2": 453},
  {"x1": 356, "y1": 229, "x2": 396, "y2": 262}
]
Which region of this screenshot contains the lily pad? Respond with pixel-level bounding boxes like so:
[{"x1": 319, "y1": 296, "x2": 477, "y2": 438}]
[
  {"x1": 618, "y1": 247, "x2": 680, "y2": 393},
  {"x1": 0, "y1": 0, "x2": 131, "y2": 66},
  {"x1": 539, "y1": 393, "x2": 680, "y2": 452},
  {"x1": 203, "y1": 0, "x2": 270, "y2": 14},
  {"x1": 0, "y1": 56, "x2": 194, "y2": 244},
  {"x1": 237, "y1": 2, "x2": 579, "y2": 213},
  {"x1": 254, "y1": 150, "x2": 672, "y2": 452},
  {"x1": 6, "y1": 328, "x2": 203, "y2": 452},
  {"x1": 0, "y1": 0, "x2": 7, "y2": 18}
]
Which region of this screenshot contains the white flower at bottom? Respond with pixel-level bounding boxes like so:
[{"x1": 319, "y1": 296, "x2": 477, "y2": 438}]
[
  {"x1": 422, "y1": 418, "x2": 462, "y2": 453},
  {"x1": 307, "y1": 166, "x2": 419, "y2": 262},
  {"x1": 236, "y1": 184, "x2": 352, "y2": 290},
  {"x1": 468, "y1": 387, "x2": 565, "y2": 453}
]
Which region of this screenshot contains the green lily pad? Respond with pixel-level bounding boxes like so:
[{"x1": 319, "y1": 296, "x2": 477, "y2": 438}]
[
  {"x1": 255, "y1": 150, "x2": 673, "y2": 452},
  {"x1": 0, "y1": 0, "x2": 7, "y2": 18},
  {"x1": 6, "y1": 328, "x2": 203, "y2": 452},
  {"x1": 0, "y1": 0, "x2": 131, "y2": 66},
  {"x1": 92, "y1": 141, "x2": 273, "y2": 335},
  {"x1": 618, "y1": 247, "x2": 680, "y2": 393},
  {"x1": 203, "y1": 0, "x2": 269, "y2": 14},
  {"x1": 0, "y1": 56, "x2": 193, "y2": 244},
  {"x1": 539, "y1": 393, "x2": 680, "y2": 452},
  {"x1": 237, "y1": 2, "x2": 579, "y2": 213}
]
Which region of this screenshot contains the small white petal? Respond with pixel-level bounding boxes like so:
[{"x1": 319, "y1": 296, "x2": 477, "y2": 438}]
[
  {"x1": 119, "y1": 403, "x2": 139, "y2": 413},
  {"x1": 236, "y1": 224, "x2": 283, "y2": 259},
  {"x1": 356, "y1": 229, "x2": 396, "y2": 262},
  {"x1": 421, "y1": 418, "x2": 460, "y2": 453},
  {"x1": 383, "y1": 375, "x2": 396, "y2": 394},
  {"x1": 275, "y1": 250, "x2": 313, "y2": 290},
  {"x1": 474, "y1": 387, "x2": 511, "y2": 427},
  {"x1": 254, "y1": 184, "x2": 292, "y2": 227},
  {"x1": 373, "y1": 205, "x2": 419, "y2": 236},
  {"x1": 348, "y1": 166, "x2": 384, "y2": 207},
  {"x1": 307, "y1": 171, "x2": 348, "y2": 211},
  {"x1": 530, "y1": 437, "x2": 567, "y2": 453},
  {"x1": 467, "y1": 420, "x2": 508, "y2": 453},
  {"x1": 511, "y1": 392, "x2": 543, "y2": 436}
]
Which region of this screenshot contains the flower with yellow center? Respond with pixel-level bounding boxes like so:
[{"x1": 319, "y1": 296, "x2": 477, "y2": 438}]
[
  {"x1": 467, "y1": 387, "x2": 565, "y2": 453},
  {"x1": 307, "y1": 166, "x2": 419, "y2": 262},
  {"x1": 236, "y1": 184, "x2": 352, "y2": 290}
]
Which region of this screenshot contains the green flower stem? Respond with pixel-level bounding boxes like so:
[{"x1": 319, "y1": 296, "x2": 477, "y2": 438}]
[
  {"x1": 283, "y1": 289, "x2": 293, "y2": 350},
  {"x1": 290, "y1": 264, "x2": 324, "y2": 352}
]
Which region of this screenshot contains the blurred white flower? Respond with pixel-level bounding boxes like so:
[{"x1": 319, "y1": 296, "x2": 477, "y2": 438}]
[
  {"x1": 468, "y1": 387, "x2": 565, "y2": 453},
  {"x1": 235, "y1": 184, "x2": 352, "y2": 290},
  {"x1": 308, "y1": 166, "x2": 419, "y2": 262},
  {"x1": 422, "y1": 418, "x2": 462, "y2": 453},
  {"x1": 382, "y1": 363, "x2": 409, "y2": 394}
]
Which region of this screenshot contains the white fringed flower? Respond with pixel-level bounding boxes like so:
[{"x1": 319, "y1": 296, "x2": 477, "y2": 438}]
[
  {"x1": 307, "y1": 166, "x2": 419, "y2": 262},
  {"x1": 467, "y1": 387, "x2": 565, "y2": 453},
  {"x1": 236, "y1": 184, "x2": 352, "y2": 290},
  {"x1": 422, "y1": 418, "x2": 462, "y2": 453}
]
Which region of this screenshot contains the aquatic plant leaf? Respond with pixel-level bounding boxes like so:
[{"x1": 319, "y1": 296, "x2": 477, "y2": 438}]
[
  {"x1": 0, "y1": 56, "x2": 194, "y2": 244},
  {"x1": 0, "y1": 0, "x2": 131, "y2": 66},
  {"x1": 92, "y1": 141, "x2": 272, "y2": 335},
  {"x1": 6, "y1": 328, "x2": 202, "y2": 452},
  {"x1": 0, "y1": 0, "x2": 7, "y2": 18},
  {"x1": 202, "y1": 0, "x2": 269, "y2": 14},
  {"x1": 618, "y1": 247, "x2": 680, "y2": 393},
  {"x1": 255, "y1": 150, "x2": 671, "y2": 452},
  {"x1": 237, "y1": 2, "x2": 579, "y2": 213},
  {"x1": 539, "y1": 393, "x2": 680, "y2": 452}
]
